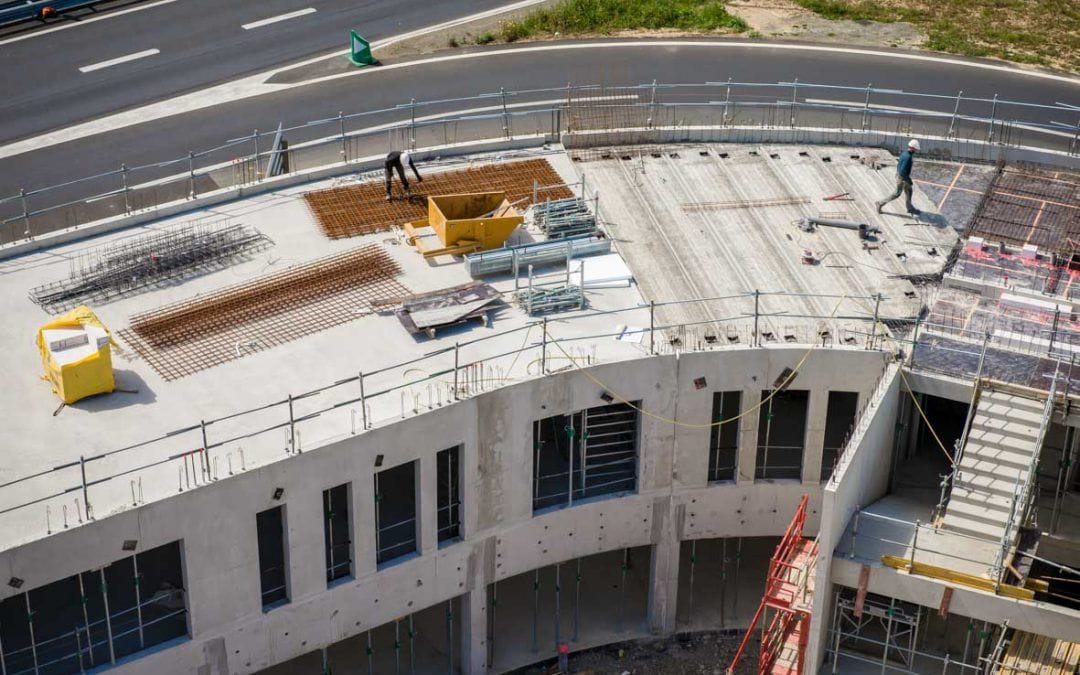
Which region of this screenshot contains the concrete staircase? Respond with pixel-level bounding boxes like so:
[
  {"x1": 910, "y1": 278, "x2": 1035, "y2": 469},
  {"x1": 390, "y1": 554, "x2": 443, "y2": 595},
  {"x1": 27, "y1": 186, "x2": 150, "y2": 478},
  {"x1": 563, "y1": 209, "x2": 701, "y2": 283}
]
[{"x1": 942, "y1": 390, "x2": 1046, "y2": 542}]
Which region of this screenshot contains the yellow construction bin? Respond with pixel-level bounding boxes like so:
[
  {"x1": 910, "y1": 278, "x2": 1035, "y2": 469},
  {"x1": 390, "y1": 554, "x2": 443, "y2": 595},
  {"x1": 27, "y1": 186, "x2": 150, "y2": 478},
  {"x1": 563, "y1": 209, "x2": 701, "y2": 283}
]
[
  {"x1": 404, "y1": 192, "x2": 523, "y2": 258},
  {"x1": 36, "y1": 306, "x2": 116, "y2": 405}
]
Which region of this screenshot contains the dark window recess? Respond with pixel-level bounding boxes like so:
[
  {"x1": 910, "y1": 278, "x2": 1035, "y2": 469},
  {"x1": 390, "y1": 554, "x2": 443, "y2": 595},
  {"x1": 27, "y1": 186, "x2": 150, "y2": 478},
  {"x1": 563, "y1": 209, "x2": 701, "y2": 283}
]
[
  {"x1": 821, "y1": 391, "x2": 859, "y2": 481},
  {"x1": 437, "y1": 446, "x2": 462, "y2": 543},
  {"x1": 532, "y1": 401, "x2": 640, "y2": 513},
  {"x1": 0, "y1": 541, "x2": 187, "y2": 673},
  {"x1": 708, "y1": 391, "x2": 742, "y2": 482},
  {"x1": 756, "y1": 389, "x2": 809, "y2": 480},
  {"x1": 376, "y1": 461, "x2": 418, "y2": 565},
  {"x1": 257, "y1": 506, "x2": 288, "y2": 609},
  {"x1": 323, "y1": 484, "x2": 352, "y2": 583}
]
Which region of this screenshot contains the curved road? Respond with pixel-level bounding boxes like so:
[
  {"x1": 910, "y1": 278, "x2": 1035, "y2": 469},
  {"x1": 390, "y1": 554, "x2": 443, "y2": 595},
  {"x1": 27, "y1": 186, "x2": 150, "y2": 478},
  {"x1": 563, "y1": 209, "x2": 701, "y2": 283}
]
[{"x1": 3, "y1": 39, "x2": 1079, "y2": 210}]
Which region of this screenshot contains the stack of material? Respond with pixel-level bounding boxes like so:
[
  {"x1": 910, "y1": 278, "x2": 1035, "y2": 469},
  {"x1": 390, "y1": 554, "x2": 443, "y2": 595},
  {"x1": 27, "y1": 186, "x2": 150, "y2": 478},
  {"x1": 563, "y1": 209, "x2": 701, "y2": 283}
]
[
  {"x1": 395, "y1": 282, "x2": 501, "y2": 338},
  {"x1": 531, "y1": 198, "x2": 597, "y2": 238},
  {"x1": 514, "y1": 285, "x2": 585, "y2": 315},
  {"x1": 36, "y1": 306, "x2": 116, "y2": 405},
  {"x1": 464, "y1": 235, "x2": 611, "y2": 277},
  {"x1": 569, "y1": 254, "x2": 634, "y2": 289}
]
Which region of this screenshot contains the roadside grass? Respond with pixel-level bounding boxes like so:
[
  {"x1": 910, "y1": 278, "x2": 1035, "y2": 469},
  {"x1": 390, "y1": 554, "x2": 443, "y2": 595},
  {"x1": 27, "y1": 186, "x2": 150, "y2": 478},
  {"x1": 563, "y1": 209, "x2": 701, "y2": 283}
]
[
  {"x1": 793, "y1": 0, "x2": 1078, "y2": 71},
  {"x1": 497, "y1": 0, "x2": 748, "y2": 42}
]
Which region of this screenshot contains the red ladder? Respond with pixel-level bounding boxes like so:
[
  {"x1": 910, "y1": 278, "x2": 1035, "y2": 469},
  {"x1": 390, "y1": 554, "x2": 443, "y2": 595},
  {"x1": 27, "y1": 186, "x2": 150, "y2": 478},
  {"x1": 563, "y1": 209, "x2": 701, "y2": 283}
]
[{"x1": 727, "y1": 495, "x2": 818, "y2": 675}]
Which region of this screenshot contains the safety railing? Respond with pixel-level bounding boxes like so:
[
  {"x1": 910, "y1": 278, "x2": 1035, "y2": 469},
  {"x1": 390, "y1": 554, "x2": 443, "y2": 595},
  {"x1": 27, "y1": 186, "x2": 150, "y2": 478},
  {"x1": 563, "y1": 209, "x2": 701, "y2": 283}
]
[
  {"x1": 2, "y1": 80, "x2": 1078, "y2": 247},
  {"x1": 0, "y1": 291, "x2": 887, "y2": 544}
]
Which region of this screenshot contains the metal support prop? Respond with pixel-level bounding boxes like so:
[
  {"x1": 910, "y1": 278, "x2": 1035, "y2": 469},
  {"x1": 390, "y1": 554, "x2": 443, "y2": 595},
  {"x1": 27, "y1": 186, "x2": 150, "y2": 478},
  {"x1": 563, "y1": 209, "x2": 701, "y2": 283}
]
[
  {"x1": 554, "y1": 562, "x2": 562, "y2": 646},
  {"x1": 409, "y1": 614, "x2": 416, "y2": 675},
  {"x1": 394, "y1": 620, "x2": 402, "y2": 674},
  {"x1": 618, "y1": 548, "x2": 628, "y2": 631},
  {"x1": 532, "y1": 569, "x2": 539, "y2": 651},
  {"x1": 573, "y1": 558, "x2": 581, "y2": 641},
  {"x1": 446, "y1": 599, "x2": 454, "y2": 675},
  {"x1": 947, "y1": 90, "x2": 963, "y2": 138},
  {"x1": 24, "y1": 593, "x2": 38, "y2": 673},
  {"x1": 99, "y1": 569, "x2": 116, "y2": 664},
  {"x1": 78, "y1": 573, "x2": 94, "y2": 667},
  {"x1": 687, "y1": 539, "x2": 697, "y2": 623},
  {"x1": 132, "y1": 554, "x2": 145, "y2": 649},
  {"x1": 719, "y1": 538, "x2": 727, "y2": 628},
  {"x1": 366, "y1": 630, "x2": 374, "y2": 673},
  {"x1": 733, "y1": 537, "x2": 741, "y2": 616}
]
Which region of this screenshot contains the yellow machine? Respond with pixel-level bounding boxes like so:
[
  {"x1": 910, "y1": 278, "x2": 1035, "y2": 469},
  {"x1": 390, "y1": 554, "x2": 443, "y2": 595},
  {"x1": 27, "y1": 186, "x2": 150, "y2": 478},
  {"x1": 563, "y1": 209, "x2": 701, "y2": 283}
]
[
  {"x1": 404, "y1": 192, "x2": 523, "y2": 259},
  {"x1": 36, "y1": 306, "x2": 116, "y2": 405}
]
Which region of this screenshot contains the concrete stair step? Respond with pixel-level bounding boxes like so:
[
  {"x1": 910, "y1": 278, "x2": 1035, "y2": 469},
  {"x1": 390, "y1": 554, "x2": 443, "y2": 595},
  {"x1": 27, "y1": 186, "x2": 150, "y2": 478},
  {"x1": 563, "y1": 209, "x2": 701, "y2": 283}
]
[
  {"x1": 959, "y1": 444, "x2": 1036, "y2": 469},
  {"x1": 953, "y1": 469, "x2": 1028, "y2": 496},
  {"x1": 969, "y1": 415, "x2": 1040, "y2": 439},
  {"x1": 981, "y1": 391, "x2": 1046, "y2": 414},
  {"x1": 962, "y1": 432, "x2": 1038, "y2": 456},
  {"x1": 941, "y1": 512, "x2": 1008, "y2": 542},
  {"x1": 946, "y1": 494, "x2": 1014, "y2": 520},
  {"x1": 976, "y1": 401, "x2": 1046, "y2": 425}
]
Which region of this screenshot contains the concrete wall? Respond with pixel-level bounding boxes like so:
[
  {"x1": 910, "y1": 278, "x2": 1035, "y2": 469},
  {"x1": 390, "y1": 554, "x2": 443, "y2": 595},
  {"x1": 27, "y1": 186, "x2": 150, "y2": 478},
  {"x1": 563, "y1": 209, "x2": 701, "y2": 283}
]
[
  {"x1": 805, "y1": 363, "x2": 902, "y2": 672},
  {"x1": 0, "y1": 347, "x2": 893, "y2": 674}
]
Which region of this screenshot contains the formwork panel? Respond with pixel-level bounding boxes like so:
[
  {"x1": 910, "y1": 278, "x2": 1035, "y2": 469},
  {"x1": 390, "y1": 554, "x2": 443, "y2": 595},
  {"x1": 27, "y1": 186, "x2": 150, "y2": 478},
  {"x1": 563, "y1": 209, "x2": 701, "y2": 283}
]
[
  {"x1": 303, "y1": 158, "x2": 573, "y2": 239},
  {"x1": 119, "y1": 245, "x2": 407, "y2": 380}
]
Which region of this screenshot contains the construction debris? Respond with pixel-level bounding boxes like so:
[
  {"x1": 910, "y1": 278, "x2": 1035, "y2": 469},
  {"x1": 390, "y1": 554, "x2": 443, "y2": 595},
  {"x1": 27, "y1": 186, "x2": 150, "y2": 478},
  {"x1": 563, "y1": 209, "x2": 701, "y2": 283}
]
[
  {"x1": 681, "y1": 196, "x2": 809, "y2": 211},
  {"x1": 120, "y1": 245, "x2": 407, "y2": 380},
  {"x1": 29, "y1": 221, "x2": 272, "y2": 313},
  {"x1": 464, "y1": 235, "x2": 611, "y2": 277},
  {"x1": 395, "y1": 282, "x2": 501, "y2": 338},
  {"x1": 303, "y1": 159, "x2": 572, "y2": 239},
  {"x1": 798, "y1": 216, "x2": 882, "y2": 240},
  {"x1": 531, "y1": 197, "x2": 598, "y2": 238}
]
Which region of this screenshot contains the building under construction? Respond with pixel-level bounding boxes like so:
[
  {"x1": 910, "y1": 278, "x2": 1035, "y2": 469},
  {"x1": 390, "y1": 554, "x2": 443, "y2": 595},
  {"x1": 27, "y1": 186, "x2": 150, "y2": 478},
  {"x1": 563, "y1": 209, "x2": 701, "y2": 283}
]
[{"x1": 0, "y1": 132, "x2": 1079, "y2": 675}]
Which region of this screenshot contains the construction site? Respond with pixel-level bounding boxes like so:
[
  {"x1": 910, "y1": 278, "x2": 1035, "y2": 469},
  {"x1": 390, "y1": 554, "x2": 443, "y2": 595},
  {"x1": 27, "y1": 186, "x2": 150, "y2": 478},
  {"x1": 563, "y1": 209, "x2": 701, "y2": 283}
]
[{"x1": 1, "y1": 87, "x2": 1080, "y2": 675}]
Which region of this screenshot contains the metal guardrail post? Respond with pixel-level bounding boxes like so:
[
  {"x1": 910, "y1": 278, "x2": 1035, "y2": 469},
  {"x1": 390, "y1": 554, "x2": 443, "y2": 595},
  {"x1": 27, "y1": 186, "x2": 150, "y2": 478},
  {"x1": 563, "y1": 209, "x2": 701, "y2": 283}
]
[
  {"x1": 80, "y1": 455, "x2": 91, "y2": 520},
  {"x1": 339, "y1": 111, "x2": 347, "y2": 162},
  {"x1": 200, "y1": 420, "x2": 211, "y2": 481},
  {"x1": 453, "y1": 343, "x2": 460, "y2": 400},
  {"x1": 187, "y1": 152, "x2": 196, "y2": 198},
  {"x1": 753, "y1": 289, "x2": 760, "y2": 347},
  {"x1": 909, "y1": 520, "x2": 920, "y2": 568},
  {"x1": 987, "y1": 94, "x2": 999, "y2": 143},
  {"x1": 19, "y1": 188, "x2": 29, "y2": 240},
  {"x1": 541, "y1": 318, "x2": 548, "y2": 374},
  {"x1": 359, "y1": 371, "x2": 368, "y2": 431},
  {"x1": 869, "y1": 293, "x2": 881, "y2": 348},
  {"x1": 287, "y1": 394, "x2": 295, "y2": 453},
  {"x1": 649, "y1": 300, "x2": 656, "y2": 355},
  {"x1": 790, "y1": 78, "x2": 799, "y2": 128},
  {"x1": 410, "y1": 98, "x2": 417, "y2": 150},
  {"x1": 861, "y1": 83, "x2": 872, "y2": 131},
  {"x1": 723, "y1": 77, "x2": 732, "y2": 126},
  {"x1": 947, "y1": 90, "x2": 963, "y2": 138},
  {"x1": 501, "y1": 87, "x2": 510, "y2": 139},
  {"x1": 120, "y1": 164, "x2": 130, "y2": 214},
  {"x1": 849, "y1": 507, "x2": 860, "y2": 559},
  {"x1": 252, "y1": 129, "x2": 261, "y2": 181}
]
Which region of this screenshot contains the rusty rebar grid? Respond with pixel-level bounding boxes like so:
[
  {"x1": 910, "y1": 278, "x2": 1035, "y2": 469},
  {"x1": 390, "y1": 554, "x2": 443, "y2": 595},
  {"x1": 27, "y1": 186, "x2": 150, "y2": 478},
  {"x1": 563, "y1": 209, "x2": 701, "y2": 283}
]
[
  {"x1": 119, "y1": 245, "x2": 407, "y2": 380},
  {"x1": 967, "y1": 167, "x2": 1080, "y2": 255},
  {"x1": 303, "y1": 158, "x2": 573, "y2": 239}
]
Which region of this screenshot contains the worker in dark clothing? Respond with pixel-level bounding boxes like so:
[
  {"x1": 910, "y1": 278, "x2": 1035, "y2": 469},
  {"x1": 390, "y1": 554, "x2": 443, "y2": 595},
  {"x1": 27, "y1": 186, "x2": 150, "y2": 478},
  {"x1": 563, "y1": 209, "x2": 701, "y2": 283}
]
[
  {"x1": 385, "y1": 150, "x2": 422, "y2": 201},
  {"x1": 875, "y1": 139, "x2": 920, "y2": 215}
]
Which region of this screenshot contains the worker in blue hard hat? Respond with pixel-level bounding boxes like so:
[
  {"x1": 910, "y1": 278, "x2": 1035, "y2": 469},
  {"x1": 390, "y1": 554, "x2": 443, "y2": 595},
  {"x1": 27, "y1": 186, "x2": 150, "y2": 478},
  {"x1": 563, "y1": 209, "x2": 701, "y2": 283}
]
[
  {"x1": 385, "y1": 150, "x2": 423, "y2": 201},
  {"x1": 875, "y1": 139, "x2": 921, "y2": 216}
]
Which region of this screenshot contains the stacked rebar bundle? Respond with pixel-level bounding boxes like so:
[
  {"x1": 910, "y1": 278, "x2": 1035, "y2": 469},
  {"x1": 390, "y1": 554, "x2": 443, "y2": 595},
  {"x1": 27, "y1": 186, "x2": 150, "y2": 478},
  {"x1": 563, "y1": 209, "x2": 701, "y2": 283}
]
[
  {"x1": 29, "y1": 221, "x2": 273, "y2": 313},
  {"x1": 464, "y1": 235, "x2": 610, "y2": 277},
  {"x1": 531, "y1": 197, "x2": 597, "y2": 239}
]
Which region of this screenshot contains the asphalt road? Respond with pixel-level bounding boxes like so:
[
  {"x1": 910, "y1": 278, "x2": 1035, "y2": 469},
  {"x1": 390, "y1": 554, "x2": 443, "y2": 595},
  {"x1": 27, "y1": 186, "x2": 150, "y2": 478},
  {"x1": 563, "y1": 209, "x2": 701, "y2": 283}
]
[
  {"x1": 2, "y1": 40, "x2": 1078, "y2": 227},
  {"x1": 0, "y1": 0, "x2": 516, "y2": 144}
]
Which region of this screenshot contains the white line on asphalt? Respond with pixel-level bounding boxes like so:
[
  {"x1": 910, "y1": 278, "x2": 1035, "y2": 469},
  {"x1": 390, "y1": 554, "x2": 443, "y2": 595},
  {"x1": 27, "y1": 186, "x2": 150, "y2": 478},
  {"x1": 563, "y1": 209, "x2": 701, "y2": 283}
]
[
  {"x1": 242, "y1": 8, "x2": 317, "y2": 31},
  {"x1": 78, "y1": 48, "x2": 160, "y2": 73},
  {"x1": 0, "y1": 0, "x2": 180, "y2": 47}
]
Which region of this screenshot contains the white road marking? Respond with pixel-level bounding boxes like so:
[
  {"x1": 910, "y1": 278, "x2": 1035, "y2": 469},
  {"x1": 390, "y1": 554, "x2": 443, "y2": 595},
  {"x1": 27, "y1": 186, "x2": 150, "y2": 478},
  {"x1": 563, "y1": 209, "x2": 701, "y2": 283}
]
[
  {"x1": 0, "y1": 0, "x2": 180, "y2": 47},
  {"x1": 78, "y1": 48, "x2": 160, "y2": 73},
  {"x1": 242, "y1": 8, "x2": 317, "y2": 31},
  {"x1": 4, "y1": 28, "x2": 1078, "y2": 159}
]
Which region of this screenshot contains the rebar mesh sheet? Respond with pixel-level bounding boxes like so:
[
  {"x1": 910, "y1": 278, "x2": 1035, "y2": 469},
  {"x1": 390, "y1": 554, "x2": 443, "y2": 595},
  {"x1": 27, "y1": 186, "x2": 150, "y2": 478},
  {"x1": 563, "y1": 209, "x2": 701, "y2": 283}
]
[
  {"x1": 303, "y1": 158, "x2": 572, "y2": 239},
  {"x1": 967, "y1": 168, "x2": 1080, "y2": 255},
  {"x1": 29, "y1": 220, "x2": 272, "y2": 313},
  {"x1": 119, "y1": 245, "x2": 407, "y2": 380}
]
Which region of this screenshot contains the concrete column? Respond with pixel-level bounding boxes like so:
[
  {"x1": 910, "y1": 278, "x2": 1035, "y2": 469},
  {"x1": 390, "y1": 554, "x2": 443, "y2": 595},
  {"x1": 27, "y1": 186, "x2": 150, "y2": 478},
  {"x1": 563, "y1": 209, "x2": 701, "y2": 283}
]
[
  {"x1": 460, "y1": 583, "x2": 488, "y2": 674},
  {"x1": 647, "y1": 496, "x2": 682, "y2": 635},
  {"x1": 355, "y1": 465, "x2": 377, "y2": 576},
  {"x1": 737, "y1": 388, "x2": 762, "y2": 483},
  {"x1": 419, "y1": 453, "x2": 438, "y2": 555},
  {"x1": 802, "y1": 389, "x2": 828, "y2": 484},
  {"x1": 283, "y1": 492, "x2": 324, "y2": 601}
]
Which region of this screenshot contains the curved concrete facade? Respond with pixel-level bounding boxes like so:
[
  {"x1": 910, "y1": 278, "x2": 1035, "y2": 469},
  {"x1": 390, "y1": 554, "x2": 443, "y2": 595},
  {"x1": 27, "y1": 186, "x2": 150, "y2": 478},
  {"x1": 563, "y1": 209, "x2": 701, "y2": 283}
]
[{"x1": 0, "y1": 346, "x2": 893, "y2": 674}]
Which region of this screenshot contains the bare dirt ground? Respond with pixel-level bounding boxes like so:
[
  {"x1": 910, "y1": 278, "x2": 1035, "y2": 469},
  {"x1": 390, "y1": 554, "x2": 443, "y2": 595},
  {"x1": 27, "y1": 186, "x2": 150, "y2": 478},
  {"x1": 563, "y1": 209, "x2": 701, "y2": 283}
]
[{"x1": 726, "y1": 0, "x2": 923, "y2": 48}]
